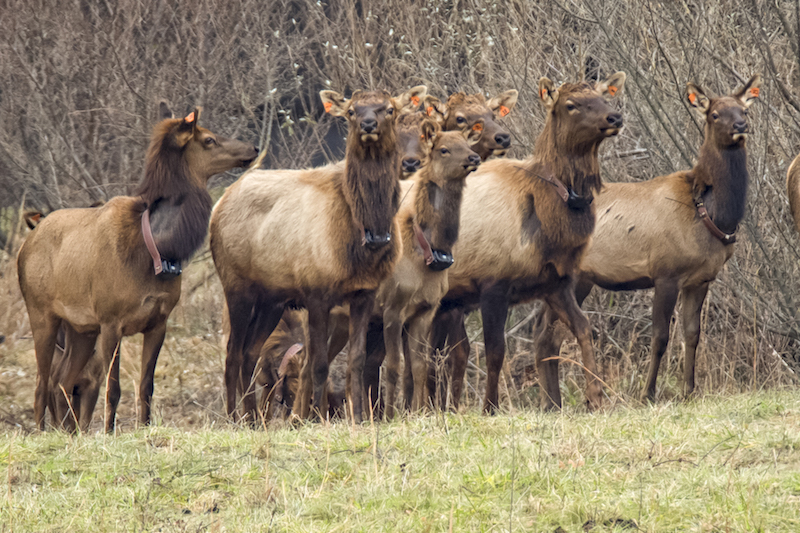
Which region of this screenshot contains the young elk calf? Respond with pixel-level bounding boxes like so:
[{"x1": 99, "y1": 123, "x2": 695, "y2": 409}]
[
  {"x1": 535, "y1": 75, "x2": 761, "y2": 405},
  {"x1": 18, "y1": 107, "x2": 257, "y2": 431},
  {"x1": 431, "y1": 74, "x2": 626, "y2": 413},
  {"x1": 211, "y1": 88, "x2": 425, "y2": 423}
]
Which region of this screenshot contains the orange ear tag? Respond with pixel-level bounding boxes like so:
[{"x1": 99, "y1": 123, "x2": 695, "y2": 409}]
[
  {"x1": 31, "y1": 213, "x2": 41, "y2": 223},
  {"x1": 750, "y1": 87, "x2": 760, "y2": 98},
  {"x1": 184, "y1": 112, "x2": 195, "y2": 123},
  {"x1": 411, "y1": 96, "x2": 420, "y2": 107},
  {"x1": 608, "y1": 86, "x2": 618, "y2": 97},
  {"x1": 324, "y1": 102, "x2": 333, "y2": 113},
  {"x1": 427, "y1": 106, "x2": 435, "y2": 116},
  {"x1": 499, "y1": 105, "x2": 510, "y2": 117},
  {"x1": 540, "y1": 88, "x2": 548, "y2": 99},
  {"x1": 688, "y1": 93, "x2": 697, "y2": 104},
  {"x1": 472, "y1": 123, "x2": 483, "y2": 132}
]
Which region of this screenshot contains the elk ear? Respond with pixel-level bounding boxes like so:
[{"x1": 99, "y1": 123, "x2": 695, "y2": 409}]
[
  {"x1": 23, "y1": 211, "x2": 43, "y2": 230},
  {"x1": 465, "y1": 119, "x2": 484, "y2": 145},
  {"x1": 175, "y1": 107, "x2": 201, "y2": 146},
  {"x1": 423, "y1": 95, "x2": 447, "y2": 125},
  {"x1": 396, "y1": 85, "x2": 428, "y2": 112},
  {"x1": 597, "y1": 71, "x2": 626, "y2": 98},
  {"x1": 538, "y1": 78, "x2": 559, "y2": 109},
  {"x1": 735, "y1": 74, "x2": 762, "y2": 108},
  {"x1": 487, "y1": 90, "x2": 518, "y2": 117},
  {"x1": 158, "y1": 101, "x2": 174, "y2": 120},
  {"x1": 319, "y1": 90, "x2": 350, "y2": 117},
  {"x1": 420, "y1": 119, "x2": 438, "y2": 150},
  {"x1": 686, "y1": 83, "x2": 711, "y2": 113}
]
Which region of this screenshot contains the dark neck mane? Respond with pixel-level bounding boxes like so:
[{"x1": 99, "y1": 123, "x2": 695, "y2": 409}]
[
  {"x1": 134, "y1": 124, "x2": 212, "y2": 261},
  {"x1": 342, "y1": 131, "x2": 401, "y2": 238},
  {"x1": 531, "y1": 116, "x2": 602, "y2": 199},
  {"x1": 414, "y1": 177, "x2": 464, "y2": 254},
  {"x1": 693, "y1": 139, "x2": 748, "y2": 235}
]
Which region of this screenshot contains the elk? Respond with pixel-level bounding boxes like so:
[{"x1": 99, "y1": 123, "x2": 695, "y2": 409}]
[
  {"x1": 535, "y1": 75, "x2": 761, "y2": 406},
  {"x1": 17, "y1": 107, "x2": 257, "y2": 431},
  {"x1": 430, "y1": 73, "x2": 626, "y2": 413},
  {"x1": 425, "y1": 90, "x2": 518, "y2": 160},
  {"x1": 376, "y1": 125, "x2": 482, "y2": 416},
  {"x1": 210, "y1": 87, "x2": 425, "y2": 423}
]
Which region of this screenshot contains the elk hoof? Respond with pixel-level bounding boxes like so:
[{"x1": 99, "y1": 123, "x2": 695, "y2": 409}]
[
  {"x1": 567, "y1": 189, "x2": 593, "y2": 210},
  {"x1": 363, "y1": 230, "x2": 391, "y2": 250},
  {"x1": 428, "y1": 250, "x2": 454, "y2": 271}
]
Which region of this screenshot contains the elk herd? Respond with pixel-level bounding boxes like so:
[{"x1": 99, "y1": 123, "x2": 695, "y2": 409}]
[{"x1": 16, "y1": 69, "x2": 784, "y2": 433}]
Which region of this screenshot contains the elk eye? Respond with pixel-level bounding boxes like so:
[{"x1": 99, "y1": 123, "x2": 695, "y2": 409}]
[
  {"x1": 386, "y1": 107, "x2": 394, "y2": 115},
  {"x1": 711, "y1": 112, "x2": 719, "y2": 120},
  {"x1": 440, "y1": 148, "x2": 450, "y2": 155},
  {"x1": 566, "y1": 103, "x2": 577, "y2": 111},
  {"x1": 743, "y1": 109, "x2": 748, "y2": 116},
  {"x1": 205, "y1": 137, "x2": 216, "y2": 146},
  {"x1": 456, "y1": 116, "x2": 466, "y2": 124},
  {"x1": 348, "y1": 108, "x2": 355, "y2": 116}
]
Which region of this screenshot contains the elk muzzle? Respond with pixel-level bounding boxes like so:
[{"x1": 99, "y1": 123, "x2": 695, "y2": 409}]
[
  {"x1": 402, "y1": 157, "x2": 421, "y2": 174},
  {"x1": 494, "y1": 132, "x2": 511, "y2": 149},
  {"x1": 465, "y1": 154, "x2": 481, "y2": 171},
  {"x1": 602, "y1": 112, "x2": 624, "y2": 136},
  {"x1": 363, "y1": 229, "x2": 392, "y2": 250}
]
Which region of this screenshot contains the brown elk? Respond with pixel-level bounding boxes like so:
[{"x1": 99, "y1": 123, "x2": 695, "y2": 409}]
[
  {"x1": 425, "y1": 90, "x2": 518, "y2": 160},
  {"x1": 535, "y1": 76, "x2": 761, "y2": 406},
  {"x1": 210, "y1": 87, "x2": 426, "y2": 423},
  {"x1": 430, "y1": 73, "x2": 626, "y2": 413},
  {"x1": 17, "y1": 107, "x2": 257, "y2": 431},
  {"x1": 376, "y1": 125, "x2": 482, "y2": 416}
]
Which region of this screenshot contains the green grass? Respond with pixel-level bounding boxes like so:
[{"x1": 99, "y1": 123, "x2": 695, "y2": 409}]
[{"x1": 2, "y1": 392, "x2": 800, "y2": 532}]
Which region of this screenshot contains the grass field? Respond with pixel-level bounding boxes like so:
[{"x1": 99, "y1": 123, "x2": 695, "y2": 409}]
[{"x1": 1, "y1": 391, "x2": 799, "y2": 532}]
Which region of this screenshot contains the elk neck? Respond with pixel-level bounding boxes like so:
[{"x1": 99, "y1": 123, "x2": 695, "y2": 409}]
[
  {"x1": 692, "y1": 139, "x2": 749, "y2": 235},
  {"x1": 135, "y1": 140, "x2": 213, "y2": 262},
  {"x1": 413, "y1": 174, "x2": 465, "y2": 254},
  {"x1": 531, "y1": 121, "x2": 603, "y2": 200},
  {"x1": 343, "y1": 130, "x2": 401, "y2": 238}
]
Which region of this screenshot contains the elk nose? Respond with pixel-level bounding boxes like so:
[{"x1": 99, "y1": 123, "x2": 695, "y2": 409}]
[
  {"x1": 606, "y1": 113, "x2": 623, "y2": 128},
  {"x1": 361, "y1": 118, "x2": 378, "y2": 134},
  {"x1": 468, "y1": 154, "x2": 481, "y2": 166},
  {"x1": 402, "y1": 158, "x2": 421, "y2": 173},
  {"x1": 733, "y1": 120, "x2": 747, "y2": 133},
  {"x1": 494, "y1": 132, "x2": 511, "y2": 148}
]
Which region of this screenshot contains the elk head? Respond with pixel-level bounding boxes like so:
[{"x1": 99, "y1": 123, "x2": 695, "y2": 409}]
[
  {"x1": 165, "y1": 107, "x2": 258, "y2": 182},
  {"x1": 425, "y1": 90, "x2": 518, "y2": 160},
  {"x1": 686, "y1": 75, "x2": 761, "y2": 148},
  {"x1": 538, "y1": 72, "x2": 626, "y2": 153},
  {"x1": 423, "y1": 120, "x2": 482, "y2": 184}
]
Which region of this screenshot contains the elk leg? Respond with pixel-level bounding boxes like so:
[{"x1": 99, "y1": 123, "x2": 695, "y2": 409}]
[
  {"x1": 79, "y1": 372, "x2": 101, "y2": 433},
  {"x1": 54, "y1": 328, "x2": 98, "y2": 431},
  {"x1": 347, "y1": 291, "x2": 375, "y2": 423},
  {"x1": 408, "y1": 309, "x2": 436, "y2": 411},
  {"x1": 533, "y1": 305, "x2": 562, "y2": 410},
  {"x1": 304, "y1": 297, "x2": 332, "y2": 420},
  {"x1": 30, "y1": 314, "x2": 60, "y2": 430},
  {"x1": 98, "y1": 329, "x2": 122, "y2": 433},
  {"x1": 223, "y1": 289, "x2": 257, "y2": 420},
  {"x1": 680, "y1": 283, "x2": 709, "y2": 398},
  {"x1": 364, "y1": 324, "x2": 385, "y2": 419},
  {"x1": 643, "y1": 280, "x2": 679, "y2": 403},
  {"x1": 382, "y1": 309, "x2": 404, "y2": 419},
  {"x1": 402, "y1": 326, "x2": 414, "y2": 410},
  {"x1": 139, "y1": 321, "x2": 167, "y2": 426},
  {"x1": 479, "y1": 282, "x2": 510, "y2": 414},
  {"x1": 446, "y1": 311, "x2": 469, "y2": 411},
  {"x1": 240, "y1": 305, "x2": 284, "y2": 425}
]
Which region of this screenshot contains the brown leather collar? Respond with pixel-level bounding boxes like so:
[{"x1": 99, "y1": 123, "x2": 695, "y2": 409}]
[
  {"x1": 696, "y1": 200, "x2": 736, "y2": 245},
  {"x1": 141, "y1": 208, "x2": 164, "y2": 275},
  {"x1": 517, "y1": 165, "x2": 569, "y2": 203},
  {"x1": 278, "y1": 343, "x2": 303, "y2": 376},
  {"x1": 413, "y1": 222, "x2": 434, "y2": 265}
]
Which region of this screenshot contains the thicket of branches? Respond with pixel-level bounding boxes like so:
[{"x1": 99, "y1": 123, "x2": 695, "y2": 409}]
[{"x1": 2, "y1": 0, "x2": 800, "y2": 398}]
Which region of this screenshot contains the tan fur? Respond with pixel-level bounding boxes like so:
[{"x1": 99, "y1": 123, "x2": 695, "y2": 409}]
[
  {"x1": 18, "y1": 108, "x2": 257, "y2": 431},
  {"x1": 787, "y1": 153, "x2": 800, "y2": 234}
]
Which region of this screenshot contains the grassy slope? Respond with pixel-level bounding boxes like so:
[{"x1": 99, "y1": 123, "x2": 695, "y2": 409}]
[{"x1": 1, "y1": 392, "x2": 800, "y2": 532}]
